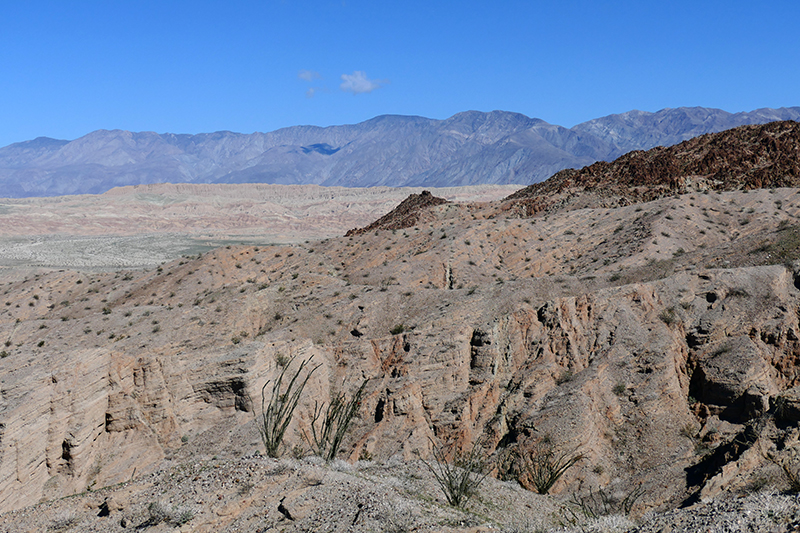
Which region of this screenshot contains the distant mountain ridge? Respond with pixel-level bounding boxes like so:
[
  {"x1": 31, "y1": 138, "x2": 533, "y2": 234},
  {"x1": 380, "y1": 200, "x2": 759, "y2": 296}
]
[{"x1": 1, "y1": 106, "x2": 798, "y2": 197}]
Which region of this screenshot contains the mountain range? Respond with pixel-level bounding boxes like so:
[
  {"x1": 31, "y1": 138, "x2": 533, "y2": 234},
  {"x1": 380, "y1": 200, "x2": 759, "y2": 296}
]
[{"x1": 1, "y1": 106, "x2": 799, "y2": 197}]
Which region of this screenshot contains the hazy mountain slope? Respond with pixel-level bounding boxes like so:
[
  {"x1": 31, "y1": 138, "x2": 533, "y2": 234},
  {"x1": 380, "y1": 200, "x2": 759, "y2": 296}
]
[
  {"x1": 1, "y1": 107, "x2": 797, "y2": 197},
  {"x1": 573, "y1": 106, "x2": 800, "y2": 158}
]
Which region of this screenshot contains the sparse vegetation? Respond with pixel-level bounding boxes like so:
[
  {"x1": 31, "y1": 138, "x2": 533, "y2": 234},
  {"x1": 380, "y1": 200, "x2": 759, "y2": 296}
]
[
  {"x1": 556, "y1": 369, "x2": 574, "y2": 385},
  {"x1": 47, "y1": 510, "x2": 78, "y2": 531},
  {"x1": 145, "y1": 501, "x2": 194, "y2": 526},
  {"x1": 659, "y1": 307, "x2": 677, "y2": 325},
  {"x1": 305, "y1": 379, "x2": 368, "y2": 461},
  {"x1": 766, "y1": 452, "x2": 800, "y2": 493},
  {"x1": 564, "y1": 484, "x2": 645, "y2": 520},
  {"x1": 421, "y1": 438, "x2": 489, "y2": 509},
  {"x1": 754, "y1": 222, "x2": 800, "y2": 265},
  {"x1": 256, "y1": 356, "x2": 318, "y2": 458},
  {"x1": 521, "y1": 439, "x2": 583, "y2": 495}
]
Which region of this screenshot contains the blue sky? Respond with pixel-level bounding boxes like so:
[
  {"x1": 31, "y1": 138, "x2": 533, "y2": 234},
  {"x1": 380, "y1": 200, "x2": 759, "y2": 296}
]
[{"x1": 1, "y1": 0, "x2": 798, "y2": 147}]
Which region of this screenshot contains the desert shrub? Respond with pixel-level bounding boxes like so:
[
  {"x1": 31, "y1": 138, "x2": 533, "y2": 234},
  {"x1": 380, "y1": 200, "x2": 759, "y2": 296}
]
[
  {"x1": 659, "y1": 307, "x2": 677, "y2": 325},
  {"x1": 767, "y1": 453, "x2": 800, "y2": 493},
  {"x1": 378, "y1": 501, "x2": 415, "y2": 533},
  {"x1": 256, "y1": 356, "x2": 318, "y2": 457},
  {"x1": 783, "y1": 464, "x2": 800, "y2": 493},
  {"x1": 564, "y1": 484, "x2": 645, "y2": 520},
  {"x1": 745, "y1": 472, "x2": 777, "y2": 493},
  {"x1": 500, "y1": 515, "x2": 548, "y2": 533},
  {"x1": 522, "y1": 439, "x2": 583, "y2": 495},
  {"x1": 390, "y1": 324, "x2": 405, "y2": 335},
  {"x1": 145, "y1": 501, "x2": 194, "y2": 526},
  {"x1": 727, "y1": 287, "x2": 750, "y2": 298},
  {"x1": 421, "y1": 438, "x2": 489, "y2": 509},
  {"x1": 47, "y1": 510, "x2": 78, "y2": 531},
  {"x1": 291, "y1": 444, "x2": 305, "y2": 459},
  {"x1": 305, "y1": 379, "x2": 368, "y2": 461},
  {"x1": 558, "y1": 513, "x2": 635, "y2": 533},
  {"x1": 555, "y1": 369, "x2": 574, "y2": 385},
  {"x1": 275, "y1": 352, "x2": 289, "y2": 368}
]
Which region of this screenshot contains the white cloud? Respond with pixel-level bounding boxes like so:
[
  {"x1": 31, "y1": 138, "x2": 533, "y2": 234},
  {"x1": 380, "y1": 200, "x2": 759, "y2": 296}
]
[
  {"x1": 305, "y1": 87, "x2": 317, "y2": 98},
  {"x1": 340, "y1": 71, "x2": 387, "y2": 95},
  {"x1": 298, "y1": 69, "x2": 321, "y2": 81}
]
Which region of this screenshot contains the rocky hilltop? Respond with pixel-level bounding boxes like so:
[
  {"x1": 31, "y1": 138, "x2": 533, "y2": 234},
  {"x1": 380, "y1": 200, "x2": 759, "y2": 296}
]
[
  {"x1": 504, "y1": 120, "x2": 800, "y2": 216},
  {"x1": 1, "y1": 123, "x2": 800, "y2": 531},
  {"x1": 2, "y1": 107, "x2": 799, "y2": 197},
  {"x1": 345, "y1": 190, "x2": 450, "y2": 236}
]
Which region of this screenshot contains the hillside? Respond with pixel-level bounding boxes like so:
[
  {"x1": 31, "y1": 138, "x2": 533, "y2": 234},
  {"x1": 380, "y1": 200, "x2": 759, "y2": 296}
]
[
  {"x1": 1, "y1": 123, "x2": 800, "y2": 531},
  {"x1": 503, "y1": 120, "x2": 800, "y2": 216},
  {"x1": 1, "y1": 107, "x2": 799, "y2": 197}
]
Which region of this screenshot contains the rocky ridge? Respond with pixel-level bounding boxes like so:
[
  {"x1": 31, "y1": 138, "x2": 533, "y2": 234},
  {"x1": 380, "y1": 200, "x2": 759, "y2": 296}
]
[
  {"x1": 503, "y1": 120, "x2": 800, "y2": 217},
  {"x1": 1, "y1": 124, "x2": 800, "y2": 531},
  {"x1": 345, "y1": 190, "x2": 450, "y2": 236}
]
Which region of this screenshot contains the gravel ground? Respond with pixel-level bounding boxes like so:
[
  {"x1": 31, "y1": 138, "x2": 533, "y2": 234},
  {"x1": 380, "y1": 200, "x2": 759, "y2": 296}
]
[
  {"x1": 630, "y1": 492, "x2": 800, "y2": 533},
  {"x1": 0, "y1": 455, "x2": 559, "y2": 533},
  {"x1": 1, "y1": 452, "x2": 796, "y2": 532},
  {"x1": 0, "y1": 233, "x2": 287, "y2": 271}
]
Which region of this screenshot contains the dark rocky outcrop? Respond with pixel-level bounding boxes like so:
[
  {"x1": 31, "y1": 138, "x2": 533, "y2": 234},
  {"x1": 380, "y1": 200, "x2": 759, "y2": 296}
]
[
  {"x1": 504, "y1": 120, "x2": 800, "y2": 216},
  {"x1": 345, "y1": 190, "x2": 449, "y2": 235}
]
